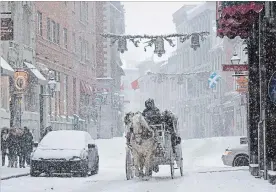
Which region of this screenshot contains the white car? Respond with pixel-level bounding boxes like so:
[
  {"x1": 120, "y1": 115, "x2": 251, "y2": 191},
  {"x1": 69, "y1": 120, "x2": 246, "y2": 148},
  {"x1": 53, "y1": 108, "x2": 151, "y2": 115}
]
[
  {"x1": 221, "y1": 137, "x2": 249, "y2": 167},
  {"x1": 30, "y1": 130, "x2": 99, "y2": 177}
]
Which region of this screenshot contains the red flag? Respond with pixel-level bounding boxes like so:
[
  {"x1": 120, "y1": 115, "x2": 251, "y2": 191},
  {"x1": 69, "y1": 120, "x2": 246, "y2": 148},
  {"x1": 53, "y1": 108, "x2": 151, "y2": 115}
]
[
  {"x1": 120, "y1": 83, "x2": 124, "y2": 90},
  {"x1": 131, "y1": 79, "x2": 139, "y2": 90}
]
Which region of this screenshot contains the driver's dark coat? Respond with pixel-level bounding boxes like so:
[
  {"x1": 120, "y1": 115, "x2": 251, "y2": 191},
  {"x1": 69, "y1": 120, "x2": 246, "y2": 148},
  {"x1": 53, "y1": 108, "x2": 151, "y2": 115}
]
[{"x1": 142, "y1": 107, "x2": 161, "y2": 125}]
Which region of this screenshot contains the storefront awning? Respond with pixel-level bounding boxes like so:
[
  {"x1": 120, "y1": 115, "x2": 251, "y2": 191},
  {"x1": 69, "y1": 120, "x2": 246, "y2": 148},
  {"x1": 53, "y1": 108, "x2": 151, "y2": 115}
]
[
  {"x1": 1, "y1": 57, "x2": 14, "y2": 76},
  {"x1": 23, "y1": 62, "x2": 47, "y2": 85},
  {"x1": 216, "y1": 2, "x2": 263, "y2": 39}
]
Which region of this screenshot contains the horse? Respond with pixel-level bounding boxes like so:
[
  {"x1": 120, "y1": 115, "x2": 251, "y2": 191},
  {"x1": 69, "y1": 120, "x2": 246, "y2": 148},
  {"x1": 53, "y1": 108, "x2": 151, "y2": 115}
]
[{"x1": 129, "y1": 112, "x2": 157, "y2": 180}]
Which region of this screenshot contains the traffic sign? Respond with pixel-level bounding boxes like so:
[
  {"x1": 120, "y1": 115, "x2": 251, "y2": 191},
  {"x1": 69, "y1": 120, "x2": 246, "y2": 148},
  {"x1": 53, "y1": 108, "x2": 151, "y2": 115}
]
[{"x1": 222, "y1": 64, "x2": 248, "y2": 71}]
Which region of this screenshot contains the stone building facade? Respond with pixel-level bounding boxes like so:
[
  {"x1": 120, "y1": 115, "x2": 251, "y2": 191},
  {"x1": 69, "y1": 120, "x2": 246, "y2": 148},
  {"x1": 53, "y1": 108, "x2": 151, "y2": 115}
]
[
  {"x1": 0, "y1": 1, "x2": 45, "y2": 140},
  {"x1": 34, "y1": 1, "x2": 97, "y2": 138},
  {"x1": 95, "y1": 2, "x2": 125, "y2": 138}
]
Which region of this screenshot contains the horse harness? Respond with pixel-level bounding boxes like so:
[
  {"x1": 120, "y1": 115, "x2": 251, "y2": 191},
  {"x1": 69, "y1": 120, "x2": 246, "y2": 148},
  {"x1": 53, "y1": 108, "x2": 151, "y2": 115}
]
[{"x1": 129, "y1": 121, "x2": 154, "y2": 145}]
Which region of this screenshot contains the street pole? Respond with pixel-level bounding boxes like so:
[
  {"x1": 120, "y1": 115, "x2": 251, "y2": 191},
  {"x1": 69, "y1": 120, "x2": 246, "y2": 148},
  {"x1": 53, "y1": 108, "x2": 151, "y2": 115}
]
[
  {"x1": 13, "y1": 93, "x2": 23, "y2": 128},
  {"x1": 98, "y1": 104, "x2": 101, "y2": 139}
]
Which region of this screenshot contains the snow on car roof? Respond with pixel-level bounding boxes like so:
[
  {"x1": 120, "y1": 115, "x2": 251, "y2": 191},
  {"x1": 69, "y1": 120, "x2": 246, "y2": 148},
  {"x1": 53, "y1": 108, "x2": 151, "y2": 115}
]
[{"x1": 39, "y1": 130, "x2": 89, "y2": 149}]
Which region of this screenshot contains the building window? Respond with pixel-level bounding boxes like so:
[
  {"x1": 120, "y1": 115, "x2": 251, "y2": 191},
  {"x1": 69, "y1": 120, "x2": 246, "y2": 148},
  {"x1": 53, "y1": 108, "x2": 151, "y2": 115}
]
[
  {"x1": 73, "y1": 1, "x2": 76, "y2": 12},
  {"x1": 23, "y1": 9, "x2": 31, "y2": 45},
  {"x1": 80, "y1": 1, "x2": 88, "y2": 22},
  {"x1": 63, "y1": 74, "x2": 68, "y2": 115},
  {"x1": 85, "y1": 40, "x2": 89, "y2": 60},
  {"x1": 37, "y1": 11, "x2": 42, "y2": 36},
  {"x1": 0, "y1": 77, "x2": 9, "y2": 110},
  {"x1": 24, "y1": 85, "x2": 37, "y2": 112},
  {"x1": 72, "y1": 32, "x2": 76, "y2": 53},
  {"x1": 52, "y1": 20, "x2": 56, "y2": 43},
  {"x1": 63, "y1": 28, "x2": 68, "y2": 49},
  {"x1": 55, "y1": 71, "x2": 60, "y2": 116},
  {"x1": 56, "y1": 23, "x2": 60, "y2": 44},
  {"x1": 73, "y1": 78, "x2": 77, "y2": 113},
  {"x1": 47, "y1": 17, "x2": 51, "y2": 41}
]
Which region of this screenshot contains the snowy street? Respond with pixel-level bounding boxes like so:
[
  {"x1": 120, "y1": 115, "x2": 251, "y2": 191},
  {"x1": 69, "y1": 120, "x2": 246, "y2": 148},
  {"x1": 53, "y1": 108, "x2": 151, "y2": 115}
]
[{"x1": 1, "y1": 137, "x2": 275, "y2": 192}]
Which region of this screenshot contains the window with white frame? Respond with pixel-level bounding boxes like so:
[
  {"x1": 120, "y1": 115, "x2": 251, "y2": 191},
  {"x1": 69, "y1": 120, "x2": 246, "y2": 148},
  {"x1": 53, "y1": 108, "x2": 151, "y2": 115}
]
[
  {"x1": 63, "y1": 74, "x2": 68, "y2": 115},
  {"x1": 72, "y1": 32, "x2": 76, "y2": 53},
  {"x1": 23, "y1": 9, "x2": 31, "y2": 45},
  {"x1": 63, "y1": 28, "x2": 68, "y2": 49},
  {"x1": 47, "y1": 17, "x2": 51, "y2": 41},
  {"x1": 52, "y1": 20, "x2": 56, "y2": 43},
  {"x1": 37, "y1": 11, "x2": 42, "y2": 36},
  {"x1": 56, "y1": 23, "x2": 60, "y2": 44}
]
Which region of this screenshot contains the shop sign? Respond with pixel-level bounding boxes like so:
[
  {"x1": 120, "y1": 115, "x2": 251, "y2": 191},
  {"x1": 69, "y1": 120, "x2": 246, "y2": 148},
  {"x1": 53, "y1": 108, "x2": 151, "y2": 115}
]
[
  {"x1": 1, "y1": 17, "x2": 13, "y2": 41},
  {"x1": 236, "y1": 76, "x2": 248, "y2": 93},
  {"x1": 14, "y1": 71, "x2": 28, "y2": 92}
]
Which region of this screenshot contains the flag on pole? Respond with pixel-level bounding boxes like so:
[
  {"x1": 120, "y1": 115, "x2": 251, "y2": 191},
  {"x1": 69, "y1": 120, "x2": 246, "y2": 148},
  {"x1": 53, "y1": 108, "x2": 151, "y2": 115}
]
[
  {"x1": 208, "y1": 72, "x2": 220, "y2": 88},
  {"x1": 131, "y1": 79, "x2": 139, "y2": 90}
]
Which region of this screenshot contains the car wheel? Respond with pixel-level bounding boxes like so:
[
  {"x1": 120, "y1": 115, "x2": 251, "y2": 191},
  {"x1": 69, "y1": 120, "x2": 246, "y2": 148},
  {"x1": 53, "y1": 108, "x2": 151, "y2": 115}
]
[
  {"x1": 233, "y1": 154, "x2": 249, "y2": 167},
  {"x1": 93, "y1": 156, "x2": 99, "y2": 175},
  {"x1": 30, "y1": 167, "x2": 40, "y2": 177},
  {"x1": 80, "y1": 162, "x2": 89, "y2": 177}
]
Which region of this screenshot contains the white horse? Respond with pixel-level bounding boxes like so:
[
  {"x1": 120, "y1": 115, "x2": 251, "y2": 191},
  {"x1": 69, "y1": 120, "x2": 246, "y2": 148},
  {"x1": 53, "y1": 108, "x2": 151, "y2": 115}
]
[{"x1": 129, "y1": 112, "x2": 157, "y2": 180}]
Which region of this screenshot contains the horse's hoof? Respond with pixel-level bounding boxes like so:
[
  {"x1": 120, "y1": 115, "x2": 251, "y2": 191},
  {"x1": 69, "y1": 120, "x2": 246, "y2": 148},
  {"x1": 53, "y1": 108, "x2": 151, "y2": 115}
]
[
  {"x1": 135, "y1": 171, "x2": 140, "y2": 177},
  {"x1": 143, "y1": 176, "x2": 150, "y2": 181}
]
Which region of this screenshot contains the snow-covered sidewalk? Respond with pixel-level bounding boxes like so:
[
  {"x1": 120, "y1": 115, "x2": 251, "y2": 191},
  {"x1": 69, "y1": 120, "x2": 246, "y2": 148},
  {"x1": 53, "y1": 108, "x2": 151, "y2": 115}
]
[{"x1": 1, "y1": 166, "x2": 30, "y2": 180}]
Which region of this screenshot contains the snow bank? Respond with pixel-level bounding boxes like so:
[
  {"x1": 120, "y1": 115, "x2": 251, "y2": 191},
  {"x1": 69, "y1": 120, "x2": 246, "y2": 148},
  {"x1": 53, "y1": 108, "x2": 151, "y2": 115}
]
[{"x1": 182, "y1": 136, "x2": 242, "y2": 170}]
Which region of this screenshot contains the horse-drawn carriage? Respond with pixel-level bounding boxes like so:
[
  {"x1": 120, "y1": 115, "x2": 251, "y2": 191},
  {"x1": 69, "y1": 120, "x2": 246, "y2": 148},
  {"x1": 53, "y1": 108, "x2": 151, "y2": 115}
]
[{"x1": 125, "y1": 111, "x2": 183, "y2": 180}]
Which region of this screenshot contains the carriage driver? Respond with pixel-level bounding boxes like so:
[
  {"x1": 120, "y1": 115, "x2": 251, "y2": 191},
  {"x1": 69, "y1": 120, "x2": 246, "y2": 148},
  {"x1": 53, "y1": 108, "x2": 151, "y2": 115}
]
[
  {"x1": 142, "y1": 98, "x2": 162, "y2": 125},
  {"x1": 142, "y1": 98, "x2": 161, "y2": 173}
]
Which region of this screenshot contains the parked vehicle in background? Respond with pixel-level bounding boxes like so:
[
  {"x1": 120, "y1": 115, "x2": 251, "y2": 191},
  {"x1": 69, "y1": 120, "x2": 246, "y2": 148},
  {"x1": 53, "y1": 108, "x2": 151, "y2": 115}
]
[
  {"x1": 30, "y1": 130, "x2": 99, "y2": 177},
  {"x1": 221, "y1": 137, "x2": 249, "y2": 167}
]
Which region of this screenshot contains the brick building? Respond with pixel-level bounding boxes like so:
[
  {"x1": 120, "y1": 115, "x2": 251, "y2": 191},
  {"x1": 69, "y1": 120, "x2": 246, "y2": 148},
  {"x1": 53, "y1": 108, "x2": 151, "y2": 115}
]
[
  {"x1": 95, "y1": 2, "x2": 125, "y2": 138},
  {"x1": 35, "y1": 1, "x2": 97, "y2": 137}
]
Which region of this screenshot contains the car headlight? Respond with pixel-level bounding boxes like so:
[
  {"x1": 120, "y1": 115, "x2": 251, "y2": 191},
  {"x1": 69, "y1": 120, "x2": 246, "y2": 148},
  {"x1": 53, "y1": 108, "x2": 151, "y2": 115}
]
[
  {"x1": 69, "y1": 156, "x2": 81, "y2": 161},
  {"x1": 224, "y1": 150, "x2": 232, "y2": 155},
  {"x1": 80, "y1": 150, "x2": 88, "y2": 160}
]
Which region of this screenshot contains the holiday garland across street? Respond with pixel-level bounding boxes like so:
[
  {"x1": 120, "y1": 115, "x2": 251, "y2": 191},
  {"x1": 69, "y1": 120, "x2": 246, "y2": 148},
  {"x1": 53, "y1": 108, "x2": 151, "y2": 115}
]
[{"x1": 101, "y1": 32, "x2": 210, "y2": 57}]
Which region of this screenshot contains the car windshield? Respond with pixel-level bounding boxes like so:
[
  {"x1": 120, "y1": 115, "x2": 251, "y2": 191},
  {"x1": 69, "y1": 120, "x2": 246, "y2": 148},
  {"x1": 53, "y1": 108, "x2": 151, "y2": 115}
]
[{"x1": 39, "y1": 131, "x2": 86, "y2": 150}]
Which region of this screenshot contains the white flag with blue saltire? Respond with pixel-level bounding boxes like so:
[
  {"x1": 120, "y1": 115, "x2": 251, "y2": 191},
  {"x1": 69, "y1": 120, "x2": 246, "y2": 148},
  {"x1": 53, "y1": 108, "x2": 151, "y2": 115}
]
[{"x1": 208, "y1": 72, "x2": 221, "y2": 88}]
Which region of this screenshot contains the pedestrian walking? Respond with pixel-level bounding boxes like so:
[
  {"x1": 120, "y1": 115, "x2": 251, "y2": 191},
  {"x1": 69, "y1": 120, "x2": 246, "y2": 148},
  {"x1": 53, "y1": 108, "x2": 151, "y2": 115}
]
[
  {"x1": 19, "y1": 126, "x2": 33, "y2": 167},
  {"x1": 1, "y1": 127, "x2": 9, "y2": 166}
]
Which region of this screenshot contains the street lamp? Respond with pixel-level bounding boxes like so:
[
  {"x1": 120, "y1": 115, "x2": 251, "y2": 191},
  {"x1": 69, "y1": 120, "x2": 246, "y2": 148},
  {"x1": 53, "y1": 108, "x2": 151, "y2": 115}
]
[
  {"x1": 47, "y1": 70, "x2": 57, "y2": 122},
  {"x1": 231, "y1": 52, "x2": 241, "y2": 65},
  {"x1": 48, "y1": 70, "x2": 57, "y2": 97}
]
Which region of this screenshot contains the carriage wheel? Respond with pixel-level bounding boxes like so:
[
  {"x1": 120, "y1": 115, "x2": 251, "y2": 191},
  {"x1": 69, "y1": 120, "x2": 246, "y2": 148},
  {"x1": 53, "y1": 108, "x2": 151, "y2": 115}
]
[
  {"x1": 179, "y1": 158, "x2": 184, "y2": 176},
  {"x1": 126, "y1": 149, "x2": 134, "y2": 180},
  {"x1": 170, "y1": 162, "x2": 175, "y2": 179}
]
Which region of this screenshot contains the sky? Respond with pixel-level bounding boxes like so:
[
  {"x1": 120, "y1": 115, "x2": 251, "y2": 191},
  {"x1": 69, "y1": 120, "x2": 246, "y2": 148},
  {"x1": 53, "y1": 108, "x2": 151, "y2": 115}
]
[{"x1": 121, "y1": 1, "x2": 201, "y2": 67}]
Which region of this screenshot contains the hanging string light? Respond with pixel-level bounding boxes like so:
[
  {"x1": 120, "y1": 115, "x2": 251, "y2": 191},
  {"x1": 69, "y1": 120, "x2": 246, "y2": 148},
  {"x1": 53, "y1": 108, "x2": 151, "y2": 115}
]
[
  {"x1": 154, "y1": 37, "x2": 166, "y2": 57},
  {"x1": 190, "y1": 33, "x2": 200, "y2": 50},
  {"x1": 117, "y1": 37, "x2": 128, "y2": 53},
  {"x1": 101, "y1": 32, "x2": 209, "y2": 57}
]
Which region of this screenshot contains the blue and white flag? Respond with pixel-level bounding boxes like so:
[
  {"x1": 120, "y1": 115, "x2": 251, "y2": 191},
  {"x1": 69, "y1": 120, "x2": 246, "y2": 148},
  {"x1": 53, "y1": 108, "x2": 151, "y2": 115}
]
[{"x1": 208, "y1": 72, "x2": 220, "y2": 88}]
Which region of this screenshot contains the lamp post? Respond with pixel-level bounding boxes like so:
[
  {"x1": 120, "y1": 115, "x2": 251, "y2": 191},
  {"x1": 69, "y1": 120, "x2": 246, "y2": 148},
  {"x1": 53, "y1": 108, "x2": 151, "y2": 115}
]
[
  {"x1": 47, "y1": 70, "x2": 57, "y2": 122},
  {"x1": 231, "y1": 52, "x2": 241, "y2": 65}
]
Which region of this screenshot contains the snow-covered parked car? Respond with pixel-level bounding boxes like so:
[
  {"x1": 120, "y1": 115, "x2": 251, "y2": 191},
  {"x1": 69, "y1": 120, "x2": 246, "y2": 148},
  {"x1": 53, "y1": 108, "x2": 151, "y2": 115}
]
[
  {"x1": 30, "y1": 130, "x2": 99, "y2": 177},
  {"x1": 221, "y1": 137, "x2": 249, "y2": 167}
]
